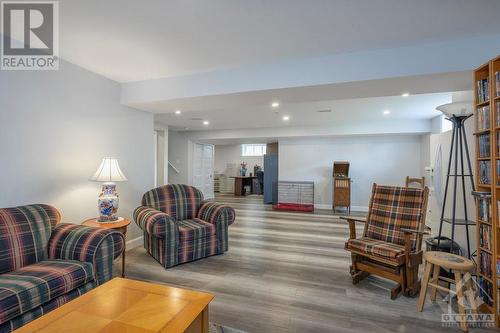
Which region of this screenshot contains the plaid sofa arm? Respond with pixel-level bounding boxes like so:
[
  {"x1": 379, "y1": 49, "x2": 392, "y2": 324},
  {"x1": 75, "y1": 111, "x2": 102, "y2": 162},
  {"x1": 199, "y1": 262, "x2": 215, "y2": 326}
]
[
  {"x1": 198, "y1": 201, "x2": 236, "y2": 226},
  {"x1": 48, "y1": 223, "x2": 125, "y2": 285},
  {"x1": 133, "y1": 206, "x2": 177, "y2": 238},
  {"x1": 198, "y1": 201, "x2": 235, "y2": 253}
]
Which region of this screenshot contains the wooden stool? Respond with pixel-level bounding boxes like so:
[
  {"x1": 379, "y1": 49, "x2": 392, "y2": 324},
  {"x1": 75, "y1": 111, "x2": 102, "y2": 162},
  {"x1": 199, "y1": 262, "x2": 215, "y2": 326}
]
[{"x1": 417, "y1": 251, "x2": 476, "y2": 332}]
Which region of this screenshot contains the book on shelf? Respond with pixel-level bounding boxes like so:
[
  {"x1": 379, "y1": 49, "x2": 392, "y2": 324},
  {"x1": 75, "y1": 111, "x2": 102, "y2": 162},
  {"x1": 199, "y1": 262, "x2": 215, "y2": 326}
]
[
  {"x1": 497, "y1": 161, "x2": 500, "y2": 185},
  {"x1": 497, "y1": 102, "x2": 500, "y2": 127},
  {"x1": 480, "y1": 251, "x2": 493, "y2": 278},
  {"x1": 496, "y1": 71, "x2": 500, "y2": 98},
  {"x1": 477, "y1": 78, "x2": 490, "y2": 103},
  {"x1": 478, "y1": 196, "x2": 492, "y2": 222},
  {"x1": 497, "y1": 132, "x2": 500, "y2": 156},
  {"x1": 480, "y1": 223, "x2": 492, "y2": 250},
  {"x1": 479, "y1": 276, "x2": 494, "y2": 306},
  {"x1": 477, "y1": 105, "x2": 491, "y2": 131},
  {"x1": 478, "y1": 133, "x2": 491, "y2": 158},
  {"x1": 479, "y1": 160, "x2": 492, "y2": 184}
]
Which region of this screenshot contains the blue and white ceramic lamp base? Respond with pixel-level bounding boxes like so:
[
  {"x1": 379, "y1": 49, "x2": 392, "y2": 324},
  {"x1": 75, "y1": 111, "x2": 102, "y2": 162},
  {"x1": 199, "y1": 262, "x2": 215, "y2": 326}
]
[{"x1": 97, "y1": 182, "x2": 120, "y2": 222}]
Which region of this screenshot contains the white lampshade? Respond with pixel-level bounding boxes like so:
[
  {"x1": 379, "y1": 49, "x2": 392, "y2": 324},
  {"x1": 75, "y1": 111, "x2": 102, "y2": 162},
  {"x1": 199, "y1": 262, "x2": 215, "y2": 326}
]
[
  {"x1": 89, "y1": 157, "x2": 128, "y2": 182},
  {"x1": 436, "y1": 102, "x2": 473, "y2": 118}
]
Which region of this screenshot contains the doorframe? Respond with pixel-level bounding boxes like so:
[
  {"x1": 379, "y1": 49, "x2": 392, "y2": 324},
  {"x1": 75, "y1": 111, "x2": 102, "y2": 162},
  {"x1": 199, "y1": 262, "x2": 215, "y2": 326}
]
[
  {"x1": 191, "y1": 142, "x2": 215, "y2": 199},
  {"x1": 154, "y1": 125, "x2": 169, "y2": 186}
]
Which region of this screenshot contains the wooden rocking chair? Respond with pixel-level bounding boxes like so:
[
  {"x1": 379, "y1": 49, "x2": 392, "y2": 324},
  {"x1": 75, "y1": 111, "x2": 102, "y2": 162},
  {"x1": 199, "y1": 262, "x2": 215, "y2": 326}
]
[
  {"x1": 342, "y1": 183, "x2": 429, "y2": 299},
  {"x1": 405, "y1": 176, "x2": 425, "y2": 189}
]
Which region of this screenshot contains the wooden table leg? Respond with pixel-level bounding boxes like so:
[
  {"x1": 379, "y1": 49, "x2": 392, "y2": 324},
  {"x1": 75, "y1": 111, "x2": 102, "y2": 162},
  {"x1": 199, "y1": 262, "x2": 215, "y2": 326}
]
[
  {"x1": 454, "y1": 271, "x2": 468, "y2": 332},
  {"x1": 430, "y1": 264, "x2": 440, "y2": 301},
  {"x1": 417, "y1": 261, "x2": 432, "y2": 311},
  {"x1": 120, "y1": 228, "x2": 127, "y2": 278},
  {"x1": 464, "y1": 273, "x2": 478, "y2": 315},
  {"x1": 202, "y1": 306, "x2": 208, "y2": 333},
  {"x1": 234, "y1": 178, "x2": 242, "y2": 196},
  {"x1": 122, "y1": 245, "x2": 126, "y2": 278}
]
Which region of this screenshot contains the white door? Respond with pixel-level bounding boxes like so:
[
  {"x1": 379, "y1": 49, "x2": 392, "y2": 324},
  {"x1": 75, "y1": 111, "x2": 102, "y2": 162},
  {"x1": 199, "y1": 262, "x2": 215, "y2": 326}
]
[{"x1": 192, "y1": 143, "x2": 214, "y2": 199}]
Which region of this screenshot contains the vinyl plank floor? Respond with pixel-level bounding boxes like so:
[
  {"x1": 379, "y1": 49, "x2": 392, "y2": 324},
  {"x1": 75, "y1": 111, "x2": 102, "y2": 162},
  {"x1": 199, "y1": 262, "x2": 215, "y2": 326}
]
[{"x1": 122, "y1": 194, "x2": 495, "y2": 333}]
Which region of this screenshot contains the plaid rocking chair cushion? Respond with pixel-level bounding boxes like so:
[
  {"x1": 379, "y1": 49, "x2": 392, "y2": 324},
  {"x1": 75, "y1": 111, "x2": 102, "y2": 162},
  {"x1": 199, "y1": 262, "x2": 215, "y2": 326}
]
[
  {"x1": 347, "y1": 237, "x2": 406, "y2": 259},
  {"x1": 364, "y1": 185, "x2": 426, "y2": 250}
]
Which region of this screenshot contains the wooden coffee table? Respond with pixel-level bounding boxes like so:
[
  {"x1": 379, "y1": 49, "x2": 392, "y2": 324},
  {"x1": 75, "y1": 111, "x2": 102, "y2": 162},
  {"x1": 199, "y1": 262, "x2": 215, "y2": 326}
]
[{"x1": 14, "y1": 278, "x2": 214, "y2": 333}]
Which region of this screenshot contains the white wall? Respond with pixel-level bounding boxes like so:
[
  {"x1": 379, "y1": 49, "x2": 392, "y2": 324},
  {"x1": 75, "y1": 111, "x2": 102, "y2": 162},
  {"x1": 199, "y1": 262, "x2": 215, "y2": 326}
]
[
  {"x1": 278, "y1": 135, "x2": 423, "y2": 210},
  {"x1": 0, "y1": 60, "x2": 154, "y2": 241},
  {"x1": 214, "y1": 144, "x2": 264, "y2": 176}
]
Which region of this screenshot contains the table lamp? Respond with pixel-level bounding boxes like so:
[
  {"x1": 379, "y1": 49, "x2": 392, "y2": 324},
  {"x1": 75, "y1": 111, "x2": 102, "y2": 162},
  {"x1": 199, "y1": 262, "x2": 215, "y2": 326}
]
[{"x1": 89, "y1": 157, "x2": 128, "y2": 222}]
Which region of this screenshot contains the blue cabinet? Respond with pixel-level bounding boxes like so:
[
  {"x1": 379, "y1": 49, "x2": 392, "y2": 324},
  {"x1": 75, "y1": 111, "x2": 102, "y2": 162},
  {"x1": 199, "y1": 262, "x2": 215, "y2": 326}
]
[{"x1": 263, "y1": 154, "x2": 278, "y2": 204}]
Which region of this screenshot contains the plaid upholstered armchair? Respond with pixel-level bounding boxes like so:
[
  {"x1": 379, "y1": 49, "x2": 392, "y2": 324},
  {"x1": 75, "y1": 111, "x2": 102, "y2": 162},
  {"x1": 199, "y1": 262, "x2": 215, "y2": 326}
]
[
  {"x1": 0, "y1": 204, "x2": 124, "y2": 332},
  {"x1": 343, "y1": 184, "x2": 429, "y2": 299},
  {"x1": 134, "y1": 184, "x2": 236, "y2": 268}
]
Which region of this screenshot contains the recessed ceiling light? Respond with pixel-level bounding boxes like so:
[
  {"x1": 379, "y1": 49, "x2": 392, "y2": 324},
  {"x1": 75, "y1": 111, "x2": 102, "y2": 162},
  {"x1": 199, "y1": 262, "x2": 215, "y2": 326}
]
[
  {"x1": 383, "y1": 110, "x2": 391, "y2": 115},
  {"x1": 203, "y1": 120, "x2": 209, "y2": 125},
  {"x1": 175, "y1": 110, "x2": 182, "y2": 114},
  {"x1": 282, "y1": 115, "x2": 290, "y2": 121},
  {"x1": 401, "y1": 92, "x2": 410, "y2": 97},
  {"x1": 271, "y1": 102, "x2": 280, "y2": 108}
]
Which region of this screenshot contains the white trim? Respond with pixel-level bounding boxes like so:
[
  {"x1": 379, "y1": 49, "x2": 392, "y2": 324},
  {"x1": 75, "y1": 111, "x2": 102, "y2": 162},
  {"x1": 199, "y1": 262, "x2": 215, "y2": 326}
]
[
  {"x1": 314, "y1": 203, "x2": 369, "y2": 212},
  {"x1": 126, "y1": 236, "x2": 143, "y2": 251}
]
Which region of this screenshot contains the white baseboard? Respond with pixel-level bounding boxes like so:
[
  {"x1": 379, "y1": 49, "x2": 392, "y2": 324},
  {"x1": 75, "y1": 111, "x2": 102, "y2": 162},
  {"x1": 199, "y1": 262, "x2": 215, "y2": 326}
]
[
  {"x1": 126, "y1": 236, "x2": 143, "y2": 251},
  {"x1": 314, "y1": 204, "x2": 368, "y2": 212}
]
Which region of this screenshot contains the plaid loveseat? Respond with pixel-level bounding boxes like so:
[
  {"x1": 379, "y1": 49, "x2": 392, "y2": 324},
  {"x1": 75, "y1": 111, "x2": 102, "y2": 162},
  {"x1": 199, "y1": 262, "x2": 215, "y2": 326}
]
[
  {"x1": 134, "y1": 184, "x2": 235, "y2": 268},
  {"x1": 0, "y1": 204, "x2": 124, "y2": 332}
]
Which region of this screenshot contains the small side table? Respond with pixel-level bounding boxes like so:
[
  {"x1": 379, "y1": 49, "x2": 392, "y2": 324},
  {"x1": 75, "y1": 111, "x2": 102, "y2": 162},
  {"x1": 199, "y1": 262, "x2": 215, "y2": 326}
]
[
  {"x1": 417, "y1": 251, "x2": 476, "y2": 332},
  {"x1": 82, "y1": 218, "x2": 131, "y2": 278}
]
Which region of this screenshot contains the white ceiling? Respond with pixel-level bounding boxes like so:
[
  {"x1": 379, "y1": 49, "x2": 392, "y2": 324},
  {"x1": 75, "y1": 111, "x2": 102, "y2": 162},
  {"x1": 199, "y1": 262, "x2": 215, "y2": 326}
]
[
  {"x1": 60, "y1": 0, "x2": 500, "y2": 82},
  {"x1": 155, "y1": 92, "x2": 452, "y2": 131},
  {"x1": 137, "y1": 71, "x2": 470, "y2": 114}
]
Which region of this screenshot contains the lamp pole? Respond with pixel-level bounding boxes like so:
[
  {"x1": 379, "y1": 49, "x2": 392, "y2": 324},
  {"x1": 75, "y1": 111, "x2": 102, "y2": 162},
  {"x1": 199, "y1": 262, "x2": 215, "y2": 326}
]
[{"x1": 436, "y1": 114, "x2": 475, "y2": 258}]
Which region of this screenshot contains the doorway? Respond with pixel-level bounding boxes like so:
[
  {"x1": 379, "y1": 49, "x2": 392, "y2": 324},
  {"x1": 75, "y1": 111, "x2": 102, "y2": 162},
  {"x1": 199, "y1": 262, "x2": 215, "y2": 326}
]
[{"x1": 192, "y1": 143, "x2": 215, "y2": 199}]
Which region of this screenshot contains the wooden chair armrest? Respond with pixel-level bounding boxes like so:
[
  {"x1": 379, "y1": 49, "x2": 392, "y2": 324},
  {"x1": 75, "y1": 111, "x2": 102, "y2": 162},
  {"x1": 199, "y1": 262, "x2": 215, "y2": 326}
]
[
  {"x1": 402, "y1": 229, "x2": 427, "y2": 267},
  {"x1": 340, "y1": 216, "x2": 366, "y2": 240},
  {"x1": 339, "y1": 216, "x2": 367, "y2": 224},
  {"x1": 401, "y1": 228, "x2": 429, "y2": 235},
  {"x1": 407, "y1": 250, "x2": 423, "y2": 267}
]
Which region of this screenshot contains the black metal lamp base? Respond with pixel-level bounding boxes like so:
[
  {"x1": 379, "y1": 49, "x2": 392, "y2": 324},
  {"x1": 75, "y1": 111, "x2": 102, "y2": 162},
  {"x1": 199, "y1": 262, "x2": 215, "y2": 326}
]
[{"x1": 436, "y1": 115, "x2": 475, "y2": 258}]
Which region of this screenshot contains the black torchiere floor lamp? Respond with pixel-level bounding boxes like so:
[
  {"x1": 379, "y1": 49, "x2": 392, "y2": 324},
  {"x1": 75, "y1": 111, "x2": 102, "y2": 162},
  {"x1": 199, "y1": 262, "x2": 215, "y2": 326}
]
[{"x1": 435, "y1": 102, "x2": 475, "y2": 258}]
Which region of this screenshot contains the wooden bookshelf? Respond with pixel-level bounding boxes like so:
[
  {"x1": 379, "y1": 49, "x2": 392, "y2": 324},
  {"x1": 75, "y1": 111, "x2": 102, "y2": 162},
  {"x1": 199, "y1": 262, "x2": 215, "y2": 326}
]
[{"x1": 474, "y1": 55, "x2": 500, "y2": 324}]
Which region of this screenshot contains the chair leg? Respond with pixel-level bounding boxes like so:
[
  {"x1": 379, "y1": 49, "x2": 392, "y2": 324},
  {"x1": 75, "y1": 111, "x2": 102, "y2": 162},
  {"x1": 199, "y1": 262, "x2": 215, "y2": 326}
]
[
  {"x1": 350, "y1": 255, "x2": 369, "y2": 285},
  {"x1": 417, "y1": 262, "x2": 432, "y2": 311},
  {"x1": 351, "y1": 269, "x2": 370, "y2": 284},
  {"x1": 391, "y1": 284, "x2": 402, "y2": 300},
  {"x1": 400, "y1": 265, "x2": 408, "y2": 297},
  {"x1": 454, "y1": 271, "x2": 468, "y2": 332},
  {"x1": 430, "y1": 264, "x2": 440, "y2": 301},
  {"x1": 404, "y1": 266, "x2": 421, "y2": 297},
  {"x1": 349, "y1": 254, "x2": 358, "y2": 276}
]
